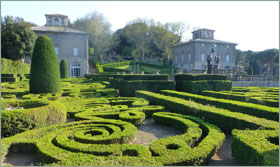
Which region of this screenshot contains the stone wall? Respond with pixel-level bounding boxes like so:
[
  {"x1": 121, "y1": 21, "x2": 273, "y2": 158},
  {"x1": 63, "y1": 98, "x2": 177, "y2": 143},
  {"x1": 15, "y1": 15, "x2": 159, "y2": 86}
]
[{"x1": 233, "y1": 81, "x2": 279, "y2": 87}]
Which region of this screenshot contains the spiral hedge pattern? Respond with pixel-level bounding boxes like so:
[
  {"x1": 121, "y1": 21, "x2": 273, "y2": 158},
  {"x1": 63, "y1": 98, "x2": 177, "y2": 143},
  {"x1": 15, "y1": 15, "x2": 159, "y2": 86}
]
[{"x1": 2, "y1": 111, "x2": 225, "y2": 166}]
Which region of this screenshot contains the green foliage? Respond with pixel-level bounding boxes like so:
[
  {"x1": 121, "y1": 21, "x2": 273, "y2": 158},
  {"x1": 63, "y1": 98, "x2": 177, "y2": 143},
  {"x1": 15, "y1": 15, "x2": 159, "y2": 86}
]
[
  {"x1": 202, "y1": 88, "x2": 279, "y2": 107},
  {"x1": 1, "y1": 100, "x2": 66, "y2": 137},
  {"x1": 60, "y1": 59, "x2": 69, "y2": 78},
  {"x1": 232, "y1": 129, "x2": 279, "y2": 166},
  {"x1": 29, "y1": 35, "x2": 61, "y2": 93},
  {"x1": 161, "y1": 90, "x2": 279, "y2": 121},
  {"x1": 1, "y1": 119, "x2": 159, "y2": 166},
  {"x1": 175, "y1": 74, "x2": 228, "y2": 81},
  {"x1": 176, "y1": 80, "x2": 232, "y2": 94},
  {"x1": 118, "y1": 80, "x2": 175, "y2": 97},
  {"x1": 135, "y1": 91, "x2": 278, "y2": 132},
  {"x1": 1, "y1": 16, "x2": 36, "y2": 60},
  {"x1": 150, "y1": 112, "x2": 224, "y2": 165},
  {"x1": 72, "y1": 12, "x2": 113, "y2": 62},
  {"x1": 1, "y1": 58, "x2": 30, "y2": 74}
]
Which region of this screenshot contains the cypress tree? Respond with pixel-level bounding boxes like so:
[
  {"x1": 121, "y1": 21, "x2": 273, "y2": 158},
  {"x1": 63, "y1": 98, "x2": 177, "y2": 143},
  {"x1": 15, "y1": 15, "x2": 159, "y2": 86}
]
[
  {"x1": 60, "y1": 59, "x2": 69, "y2": 78},
  {"x1": 29, "y1": 35, "x2": 61, "y2": 93}
]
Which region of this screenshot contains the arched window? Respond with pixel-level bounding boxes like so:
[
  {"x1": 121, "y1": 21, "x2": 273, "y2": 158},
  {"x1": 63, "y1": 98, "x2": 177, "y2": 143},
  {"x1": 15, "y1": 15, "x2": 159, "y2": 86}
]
[
  {"x1": 48, "y1": 18, "x2": 52, "y2": 25},
  {"x1": 55, "y1": 18, "x2": 59, "y2": 26},
  {"x1": 71, "y1": 63, "x2": 81, "y2": 77}
]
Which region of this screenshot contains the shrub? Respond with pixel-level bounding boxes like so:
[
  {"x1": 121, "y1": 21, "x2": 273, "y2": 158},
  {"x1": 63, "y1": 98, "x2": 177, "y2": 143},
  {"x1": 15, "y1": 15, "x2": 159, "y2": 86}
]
[
  {"x1": 175, "y1": 74, "x2": 228, "y2": 81},
  {"x1": 1, "y1": 58, "x2": 30, "y2": 74},
  {"x1": 232, "y1": 129, "x2": 279, "y2": 166},
  {"x1": 161, "y1": 90, "x2": 278, "y2": 121},
  {"x1": 118, "y1": 80, "x2": 175, "y2": 97},
  {"x1": 60, "y1": 59, "x2": 69, "y2": 78},
  {"x1": 29, "y1": 35, "x2": 61, "y2": 93},
  {"x1": 176, "y1": 80, "x2": 232, "y2": 93},
  {"x1": 202, "y1": 90, "x2": 279, "y2": 107},
  {"x1": 150, "y1": 112, "x2": 225, "y2": 165},
  {"x1": 1, "y1": 99, "x2": 66, "y2": 137},
  {"x1": 1, "y1": 119, "x2": 159, "y2": 166},
  {"x1": 135, "y1": 91, "x2": 278, "y2": 132}
]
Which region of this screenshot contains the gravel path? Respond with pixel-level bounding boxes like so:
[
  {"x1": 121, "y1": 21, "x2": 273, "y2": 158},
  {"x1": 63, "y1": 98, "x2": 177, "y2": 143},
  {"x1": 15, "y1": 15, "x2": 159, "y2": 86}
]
[
  {"x1": 2, "y1": 153, "x2": 40, "y2": 166},
  {"x1": 208, "y1": 134, "x2": 236, "y2": 166},
  {"x1": 129, "y1": 118, "x2": 182, "y2": 147}
]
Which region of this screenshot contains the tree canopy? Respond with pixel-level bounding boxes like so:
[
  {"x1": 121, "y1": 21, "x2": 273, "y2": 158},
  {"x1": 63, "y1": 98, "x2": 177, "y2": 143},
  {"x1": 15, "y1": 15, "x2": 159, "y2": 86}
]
[
  {"x1": 1, "y1": 16, "x2": 37, "y2": 61},
  {"x1": 71, "y1": 12, "x2": 114, "y2": 63}
]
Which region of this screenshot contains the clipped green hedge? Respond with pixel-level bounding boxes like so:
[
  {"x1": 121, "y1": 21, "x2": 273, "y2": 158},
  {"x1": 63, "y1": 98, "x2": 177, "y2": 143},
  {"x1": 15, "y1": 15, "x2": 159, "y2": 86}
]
[
  {"x1": 118, "y1": 80, "x2": 175, "y2": 97},
  {"x1": 22, "y1": 93, "x2": 62, "y2": 101},
  {"x1": 1, "y1": 58, "x2": 30, "y2": 74},
  {"x1": 29, "y1": 35, "x2": 61, "y2": 93},
  {"x1": 176, "y1": 80, "x2": 232, "y2": 93},
  {"x1": 1, "y1": 77, "x2": 18, "y2": 83},
  {"x1": 85, "y1": 74, "x2": 169, "y2": 81},
  {"x1": 202, "y1": 90, "x2": 279, "y2": 107},
  {"x1": 59, "y1": 97, "x2": 149, "y2": 117},
  {"x1": 1, "y1": 119, "x2": 159, "y2": 166},
  {"x1": 75, "y1": 107, "x2": 145, "y2": 126},
  {"x1": 175, "y1": 74, "x2": 228, "y2": 81},
  {"x1": 232, "y1": 129, "x2": 279, "y2": 166},
  {"x1": 135, "y1": 91, "x2": 278, "y2": 132},
  {"x1": 161, "y1": 90, "x2": 279, "y2": 121},
  {"x1": 150, "y1": 112, "x2": 225, "y2": 165},
  {"x1": 1, "y1": 100, "x2": 66, "y2": 137},
  {"x1": 202, "y1": 90, "x2": 250, "y2": 102},
  {"x1": 60, "y1": 59, "x2": 69, "y2": 78}
]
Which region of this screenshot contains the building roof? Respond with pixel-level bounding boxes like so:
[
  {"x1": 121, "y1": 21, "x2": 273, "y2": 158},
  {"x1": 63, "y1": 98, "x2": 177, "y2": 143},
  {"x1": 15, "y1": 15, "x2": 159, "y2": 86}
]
[
  {"x1": 31, "y1": 26, "x2": 88, "y2": 35},
  {"x1": 172, "y1": 38, "x2": 238, "y2": 48},
  {"x1": 192, "y1": 28, "x2": 215, "y2": 33},
  {"x1": 45, "y1": 14, "x2": 68, "y2": 18}
]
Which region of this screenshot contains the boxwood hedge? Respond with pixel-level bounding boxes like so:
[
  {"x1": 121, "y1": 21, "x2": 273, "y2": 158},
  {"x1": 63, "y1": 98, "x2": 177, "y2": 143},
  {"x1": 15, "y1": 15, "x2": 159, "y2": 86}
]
[
  {"x1": 1, "y1": 99, "x2": 66, "y2": 137},
  {"x1": 135, "y1": 91, "x2": 278, "y2": 132},
  {"x1": 232, "y1": 129, "x2": 279, "y2": 166},
  {"x1": 160, "y1": 90, "x2": 279, "y2": 121},
  {"x1": 1, "y1": 111, "x2": 226, "y2": 166}
]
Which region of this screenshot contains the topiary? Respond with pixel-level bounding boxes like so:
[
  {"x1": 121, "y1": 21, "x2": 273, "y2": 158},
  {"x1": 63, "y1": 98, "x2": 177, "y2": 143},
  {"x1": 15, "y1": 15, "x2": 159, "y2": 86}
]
[
  {"x1": 60, "y1": 59, "x2": 69, "y2": 78},
  {"x1": 29, "y1": 35, "x2": 61, "y2": 93}
]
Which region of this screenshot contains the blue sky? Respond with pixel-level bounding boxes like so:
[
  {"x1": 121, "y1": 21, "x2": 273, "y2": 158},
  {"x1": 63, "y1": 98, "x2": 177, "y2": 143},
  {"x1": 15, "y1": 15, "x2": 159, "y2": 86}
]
[{"x1": 1, "y1": 1, "x2": 279, "y2": 51}]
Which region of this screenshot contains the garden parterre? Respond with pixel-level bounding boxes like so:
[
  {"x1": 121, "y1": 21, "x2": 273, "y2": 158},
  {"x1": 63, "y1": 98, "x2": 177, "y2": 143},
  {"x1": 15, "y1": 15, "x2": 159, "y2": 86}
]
[{"x1": 1, "y1": 77, "x2": 279, "y2": 166}]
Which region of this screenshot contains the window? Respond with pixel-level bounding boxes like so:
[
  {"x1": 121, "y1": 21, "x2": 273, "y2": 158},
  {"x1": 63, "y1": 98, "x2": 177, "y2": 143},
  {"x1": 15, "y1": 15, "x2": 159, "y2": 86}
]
[
  {"x1": 227, "y1": 45, "x2": 230, "y2": 48},
  {"x1": 201, "y1": 43, "x2": 204, "y2": 46},
  {"x1": 48, "y1": 18, "x2": 52, "y2": 25},
  {"x1": 182, "y1": 55, "x2": 184, "y2": 62},
  {"x1": 188, "y1": 54, "x2": 191, "y2": 62},
  {"x1": 201, "y1": 53, "x2": 205, "y2": 61},
  {"x1": 226, "y1": 55, "x2": 230, "y2": 62},
  {"x1": 73, "y1": 48, "x2": 78, "y2": 56},
  {"x1": 175, "y1": 56, "x2": 178, "y2": 63},
  {"x1": 71, "y1": 63, "x2": 81, "y2": 77},
  {"x1": 54, "y1": 47, "x2": 59, "y2": 55},
  {"x1": 55, "y1": 18, "x2": 59, "y2": 26},
  {"x1": 61, "y1": 19, "x2": 65, "y2": 26}
]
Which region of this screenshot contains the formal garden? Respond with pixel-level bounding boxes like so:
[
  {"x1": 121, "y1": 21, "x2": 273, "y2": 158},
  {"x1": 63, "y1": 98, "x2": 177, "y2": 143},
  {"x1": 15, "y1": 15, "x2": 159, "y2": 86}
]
[{"x1": 1, "y1": 36, "x2": 279, "y2": 166}]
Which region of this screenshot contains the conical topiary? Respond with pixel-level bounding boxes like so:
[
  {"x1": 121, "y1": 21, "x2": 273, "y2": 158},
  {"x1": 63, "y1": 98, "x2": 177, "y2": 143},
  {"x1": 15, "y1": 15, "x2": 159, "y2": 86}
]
[
  {"x1": 29, "y1": 35, "x2": 61, "y2": 93},
  {"x1": 60, "y1": 59, "x2": 69, "y2": 78}
]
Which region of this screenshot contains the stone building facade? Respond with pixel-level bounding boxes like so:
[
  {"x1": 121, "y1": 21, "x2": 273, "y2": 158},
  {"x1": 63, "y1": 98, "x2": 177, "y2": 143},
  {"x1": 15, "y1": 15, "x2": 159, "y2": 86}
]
[
  {"x1": 172, "y1": 28, "x2": 238, "y2": 72},
  {"x1": 31, "y1": 14, "x2": 89, "y2": 77}
]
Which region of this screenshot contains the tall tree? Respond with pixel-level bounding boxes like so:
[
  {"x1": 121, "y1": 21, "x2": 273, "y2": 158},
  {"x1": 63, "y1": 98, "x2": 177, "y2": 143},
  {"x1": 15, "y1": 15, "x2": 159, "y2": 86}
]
[
  {"x1": 124, "y1": 23, "x2": 149, "y2": 62},
  {"x1": 148, "y1": 25, "x2": 180, "y2": 63},
  {"x1": 1, "y1": 16, "x2": 36, "y2": 61},
  {"x1": 164, "y1": 22, "x2": 189, "y2": 42},
  {"x1": 72, "y1": 12, "x2": 114, "y2": 63}
]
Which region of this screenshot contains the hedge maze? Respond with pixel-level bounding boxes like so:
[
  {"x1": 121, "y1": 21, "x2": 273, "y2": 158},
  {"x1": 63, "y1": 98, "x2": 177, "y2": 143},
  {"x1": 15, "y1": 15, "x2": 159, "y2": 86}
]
[{"x1": 1, "y1": 75, "x2": 279, "y2": 166}]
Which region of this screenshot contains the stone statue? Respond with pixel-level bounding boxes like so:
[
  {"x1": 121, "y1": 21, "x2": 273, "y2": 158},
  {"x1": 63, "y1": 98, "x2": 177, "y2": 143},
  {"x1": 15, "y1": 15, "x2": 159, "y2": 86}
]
[{"x1": 207, "y1": 45, "x2": 219, "y2": 74}]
